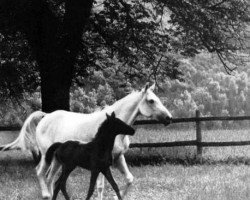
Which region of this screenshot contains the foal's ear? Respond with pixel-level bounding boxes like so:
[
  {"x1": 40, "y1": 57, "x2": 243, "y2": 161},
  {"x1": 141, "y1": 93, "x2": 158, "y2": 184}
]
[
  {"x1": 106, "y1": 112, "x2": 115, "y2": 119},
  {"x1": 111, "y1": 111, "x2": 116, "y2": 118},
  {"x1": 106, "y1": 113, "x2": 111, "y2": 119}
]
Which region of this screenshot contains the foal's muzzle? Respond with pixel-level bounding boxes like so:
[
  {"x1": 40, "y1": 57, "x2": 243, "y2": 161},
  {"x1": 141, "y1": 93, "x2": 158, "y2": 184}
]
[{"x1": 129, "y1": 128, "x2": 135, "y2": 136}]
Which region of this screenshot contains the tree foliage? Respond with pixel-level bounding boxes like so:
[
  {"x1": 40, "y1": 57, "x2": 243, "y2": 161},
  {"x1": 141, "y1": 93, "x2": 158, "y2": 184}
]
[
  {"x1": 0, "y1": 0, "x2": 249, "y2": 110},
  {"x1": 0, "y1": 32, "x2": 39, "y2": 100}
]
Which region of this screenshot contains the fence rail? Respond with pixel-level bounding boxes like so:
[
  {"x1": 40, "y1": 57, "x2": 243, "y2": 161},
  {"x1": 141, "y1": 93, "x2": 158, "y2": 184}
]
[
  {"x1": 133, "y1": 115, "x2": 250, "y2": 125},
  {"x1": 131, "y1": 110, "x2": 250, "y2": 158},
  {"x1": 1, "y1": 110, "x2": 250, "y2": 158}
]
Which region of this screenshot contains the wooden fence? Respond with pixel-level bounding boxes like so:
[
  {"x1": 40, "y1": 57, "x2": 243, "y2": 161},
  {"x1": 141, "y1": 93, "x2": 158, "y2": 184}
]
[
  {"x1": 1, "y1": 110, "x2": 250, "y2": 158},
  {"x1": 131, "y1": 110, "x2": 250, "y2": 158}
]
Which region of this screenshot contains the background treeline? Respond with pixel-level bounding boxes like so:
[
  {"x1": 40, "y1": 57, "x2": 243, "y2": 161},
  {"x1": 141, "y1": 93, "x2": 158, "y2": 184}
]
[
  {"x1": 1, "y1": 52, "x2": 250, "y2": 129},
  {"x1": 161, "y1": 53, "x2": 250, "y2": 128}
]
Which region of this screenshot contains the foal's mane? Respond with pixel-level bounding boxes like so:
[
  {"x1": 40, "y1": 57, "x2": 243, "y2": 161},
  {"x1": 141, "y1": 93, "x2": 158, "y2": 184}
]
[{"x1": 93, "y1": 117, "x2": 110, "y2": 140}]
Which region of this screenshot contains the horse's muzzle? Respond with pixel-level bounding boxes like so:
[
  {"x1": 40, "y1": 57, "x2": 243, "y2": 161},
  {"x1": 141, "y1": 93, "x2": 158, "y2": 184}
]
[{"x1": 163, "y1": 116, "x2": 172, "y2": 126}]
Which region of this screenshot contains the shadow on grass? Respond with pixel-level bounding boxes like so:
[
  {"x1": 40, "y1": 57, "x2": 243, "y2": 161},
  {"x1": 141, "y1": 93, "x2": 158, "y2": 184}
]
[
  {"x1": 125, "y1": 152, "x2": 250, "y2": 167},
  {"x1": 0, "y1": 151, "x2": 36, "y2": 168},
  {"x1": 1, "y1": 150, "x2": 250, "y2": 168},
  {"x1": 0, "y1": 157, "x2": 36, "y2": 168}
]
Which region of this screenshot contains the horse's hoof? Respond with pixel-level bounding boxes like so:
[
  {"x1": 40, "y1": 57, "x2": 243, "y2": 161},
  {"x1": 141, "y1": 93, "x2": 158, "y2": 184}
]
[
  {"x1": 42, "y1": 192, "x2": 51, "y2": 199},
  {"x1": 113, "y1": 195, "x2": 121, "y2": 200}
]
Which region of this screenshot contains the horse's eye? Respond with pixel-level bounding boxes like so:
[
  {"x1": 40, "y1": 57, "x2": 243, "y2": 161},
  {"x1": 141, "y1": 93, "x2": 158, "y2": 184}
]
[{"x1": 148, "y1": 99, "x2": 154, "y2": 104}]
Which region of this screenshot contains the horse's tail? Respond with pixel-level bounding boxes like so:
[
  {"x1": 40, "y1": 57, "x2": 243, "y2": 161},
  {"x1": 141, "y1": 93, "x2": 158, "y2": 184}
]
[
  {"x1": 0, "y1": 111, "x2": 46, "y2": 155},
  {"x1": 45, "y1": 142, "x2": 62, "y2": 165}
]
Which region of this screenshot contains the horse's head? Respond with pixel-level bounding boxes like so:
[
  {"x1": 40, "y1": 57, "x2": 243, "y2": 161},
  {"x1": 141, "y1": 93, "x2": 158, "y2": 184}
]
[
  {"x1": 138, "y1": 83, "x2": 172, "y2": 125},
  {"x1": 106, "y1": 112, "x2": 135, "y2": 136}
]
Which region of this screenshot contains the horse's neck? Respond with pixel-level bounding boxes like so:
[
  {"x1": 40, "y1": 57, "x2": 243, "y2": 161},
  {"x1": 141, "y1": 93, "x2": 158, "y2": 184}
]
[
  {"x1": 103, "y1": 91, "x2": 143, "y2": 125},
  {"x1": 96, "y1": 91, "x2": 142, "y2": 144}
]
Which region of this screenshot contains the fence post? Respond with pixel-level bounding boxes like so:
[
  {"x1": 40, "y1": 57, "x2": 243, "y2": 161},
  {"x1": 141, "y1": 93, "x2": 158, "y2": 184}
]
[{"x1": 196, "y1": 110, "x2": 202, "y2": 161}]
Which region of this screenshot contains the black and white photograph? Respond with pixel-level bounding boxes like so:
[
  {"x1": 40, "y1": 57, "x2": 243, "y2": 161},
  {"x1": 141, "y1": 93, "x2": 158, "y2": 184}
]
[{"x1": 0, "y1": 0, "x2": 250, "y2": 199}]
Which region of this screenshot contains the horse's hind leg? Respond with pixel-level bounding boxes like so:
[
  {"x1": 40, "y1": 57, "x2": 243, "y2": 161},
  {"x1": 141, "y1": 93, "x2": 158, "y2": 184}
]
[
  {"x1": 115, "y1": 154, "x2": 133, "y2": 200},
  {"x1": 36, "y1": 155, "x2": 50, "y2": 199},
  {"x1": 102, "y1": 168, "x2": 122, "y2": 200},
  {"x1": 31, "y1": 150, "x2": 41, "y2": 165},
  {"x1": 96, "y1": 173, "x2": 105, "y2": 200},
  {"x1": 47, "y1": 159, "x2": 61, "y2": 197}
]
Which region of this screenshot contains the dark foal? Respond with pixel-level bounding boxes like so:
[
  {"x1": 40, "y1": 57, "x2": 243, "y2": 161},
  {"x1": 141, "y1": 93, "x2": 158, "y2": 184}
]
[{"x1": 45, "y1": 112, "x2": 135, "y2": 200}]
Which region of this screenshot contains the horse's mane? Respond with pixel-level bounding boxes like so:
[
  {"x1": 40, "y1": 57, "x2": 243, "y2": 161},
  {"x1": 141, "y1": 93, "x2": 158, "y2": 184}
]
[
  {"x1": 91, "y1": 90, "x2": 139, "y2": 113},
  {"x1": 101, "y1": 90, "x2": 141, "y2": 112}
]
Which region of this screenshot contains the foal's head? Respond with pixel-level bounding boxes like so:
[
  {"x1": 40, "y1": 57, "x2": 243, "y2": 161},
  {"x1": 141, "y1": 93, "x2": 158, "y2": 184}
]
[{"x1": 98, "y1": 112, "x2": 135, "y2": 138}]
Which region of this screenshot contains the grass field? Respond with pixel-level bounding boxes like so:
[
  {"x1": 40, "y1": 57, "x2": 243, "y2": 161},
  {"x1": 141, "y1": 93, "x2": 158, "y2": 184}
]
[{"x1": 1, "y1": 127, "x2": 250, "y2": 200}]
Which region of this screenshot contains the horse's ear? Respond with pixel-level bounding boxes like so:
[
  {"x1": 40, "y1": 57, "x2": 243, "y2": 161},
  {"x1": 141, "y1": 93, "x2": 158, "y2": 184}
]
[
  {"x1": 149, "y1": 82, "x2": 156, "y2": 91},
  {"x1": 142, "y1": 82, "x2": 150, "y2": 93},
  {"x1": 111, "y1": 111, "x2": 116, "y2": 118}
]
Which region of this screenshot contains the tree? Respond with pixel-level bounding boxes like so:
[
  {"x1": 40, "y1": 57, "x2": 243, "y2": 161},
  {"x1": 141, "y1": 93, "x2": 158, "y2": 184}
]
[
  {"x1": 0, "y1": 0, "x2": 249, "y2": 112},
  {"x1": 0, "y1": 0, "x2": 94, "y2": 112}
]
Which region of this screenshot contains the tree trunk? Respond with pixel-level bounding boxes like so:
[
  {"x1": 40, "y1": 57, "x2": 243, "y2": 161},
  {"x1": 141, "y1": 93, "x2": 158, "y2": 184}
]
[
  {"x1": 40, "y1": 61, "x2": 73, "y2": 112},
  {"x1": 18, "y1": 0, "x2": 94, "y2": 112}
]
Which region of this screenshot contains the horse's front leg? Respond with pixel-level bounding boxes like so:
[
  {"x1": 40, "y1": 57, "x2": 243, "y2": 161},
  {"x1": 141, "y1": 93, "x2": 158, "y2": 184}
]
[
  {"x1": 114, "y1": 154, "x2": 133, "y2": 200},
  {"x1": 96, "y1": 173, "x2": 105, "y2": 200}
]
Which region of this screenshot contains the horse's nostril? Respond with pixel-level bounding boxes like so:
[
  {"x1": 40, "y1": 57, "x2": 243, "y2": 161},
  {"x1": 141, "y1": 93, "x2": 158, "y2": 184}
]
[{"x1": 166, "y1": 117, "x2": 172, "y2": 123}]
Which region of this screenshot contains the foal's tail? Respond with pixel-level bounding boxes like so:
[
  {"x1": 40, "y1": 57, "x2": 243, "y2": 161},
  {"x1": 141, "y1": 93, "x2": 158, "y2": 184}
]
[
  {"x1": 0, "y1": 111, "x2": 46, "y2": 157},
  {"x1": 45, "y1": 142, "x2": 62, "y2": 165}
]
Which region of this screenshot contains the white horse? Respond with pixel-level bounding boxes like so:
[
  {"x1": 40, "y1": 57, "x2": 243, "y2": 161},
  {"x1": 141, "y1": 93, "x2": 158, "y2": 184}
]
[{"x1": 1, "y1": 83, "x2": 172, "y2": 199}]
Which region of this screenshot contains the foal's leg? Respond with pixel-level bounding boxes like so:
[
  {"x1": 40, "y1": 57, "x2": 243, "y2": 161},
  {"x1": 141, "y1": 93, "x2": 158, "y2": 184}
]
[
  {"x1": 52, "y1": 176, "x2": 63, "y2": 200},
  {"x1": 59, "y1": 168, "x2": 73, "y2": 200},
  {"x1": 52, "y1": 166, "x2": 72, "y2": 200},
  {"x1": 115, "y1": 154, "x2": 134, "y2": 199},
  {"x1": 102, "y1": 168, "x2": 122, "y2": 200},
  {"x1": 85, "y1": 170, "x2": 100, "y2": 200},
  {"x1": 36, "y1": 155, "x2": 50, "y2": 199}
]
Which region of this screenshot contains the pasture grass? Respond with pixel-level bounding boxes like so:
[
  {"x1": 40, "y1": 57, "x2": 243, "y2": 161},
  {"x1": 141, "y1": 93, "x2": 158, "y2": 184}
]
[{"x1": 1, "y1": 128, "x2": 250, "y2": 199}]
